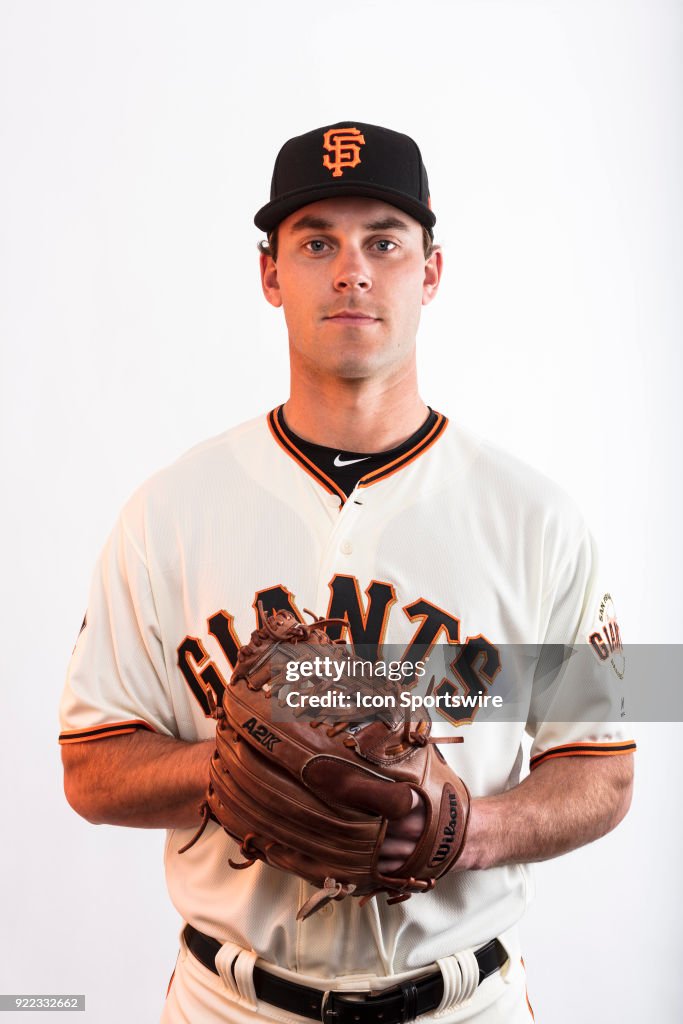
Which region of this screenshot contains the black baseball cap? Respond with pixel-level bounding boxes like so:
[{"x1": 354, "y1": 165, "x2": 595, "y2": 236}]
[{"x1": 254, "y1": 121, "x2": 436, "y2": 236}]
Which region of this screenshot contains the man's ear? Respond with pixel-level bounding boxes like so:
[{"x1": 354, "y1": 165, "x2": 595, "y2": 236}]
[
  {"x1": 260, "y1": 253, "x2": 282, "y2": 308},
  {"x1": 422, "y1": 246, "x2": 443, "y2": 306}
]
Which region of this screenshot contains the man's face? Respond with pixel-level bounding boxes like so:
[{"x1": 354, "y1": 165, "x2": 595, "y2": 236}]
[{"x1": 259, "y1": 197, "x2": 442, "y2": 382}]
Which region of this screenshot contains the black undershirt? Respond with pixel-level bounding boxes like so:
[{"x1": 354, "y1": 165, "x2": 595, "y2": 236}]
[{"x1": 277, "y1": 406, "x2": 439, "y2": 497}]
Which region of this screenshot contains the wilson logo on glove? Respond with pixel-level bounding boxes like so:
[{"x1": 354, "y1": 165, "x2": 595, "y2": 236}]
[{"x1": 430, "y1": 791, "x2": 461, "y2": 866}]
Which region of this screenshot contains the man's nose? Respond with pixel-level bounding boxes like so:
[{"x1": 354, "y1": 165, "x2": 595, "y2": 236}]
[{"x1": 333, "y1": 249, "x2": 372, "y2": 291}]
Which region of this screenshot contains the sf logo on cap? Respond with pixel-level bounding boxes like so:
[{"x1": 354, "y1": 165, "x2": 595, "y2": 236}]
[{"x1": 322, "y1": 127, "x2": 366, "y2": 178}]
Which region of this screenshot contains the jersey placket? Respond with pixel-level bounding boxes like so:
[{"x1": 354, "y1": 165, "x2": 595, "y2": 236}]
[{"x1": 313, "y1": 486, "x2": 368, "y2": 615}]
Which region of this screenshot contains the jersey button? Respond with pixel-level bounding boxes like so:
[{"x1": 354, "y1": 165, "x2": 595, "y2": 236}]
[{"x1": 340, "y1": 540, "x2": 353, "y2": 555}]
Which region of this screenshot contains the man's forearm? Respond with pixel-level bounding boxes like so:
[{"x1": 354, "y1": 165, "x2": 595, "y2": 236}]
[
  {"x1": 62, "y1": 731, "x2": 214, "y2": 828},
  {"x1": 457, "y1": 753, "x2": 634, "y2": 871}
]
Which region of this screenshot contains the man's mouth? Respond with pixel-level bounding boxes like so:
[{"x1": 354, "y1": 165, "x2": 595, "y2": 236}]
[{"x1": 324, "y1": 311, "x2": 380, "y2": 325}]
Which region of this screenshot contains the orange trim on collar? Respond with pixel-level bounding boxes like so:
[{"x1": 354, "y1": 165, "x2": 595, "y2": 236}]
[
  {"x1": 267, "y1": 408, "x2": 347, "y2": 502},
  {"x1": 358, "y1": 412, "x2": 448, "y2": 487},
  {"x1": 266, "y1": 407, "x2": 448, "y2": 497}
]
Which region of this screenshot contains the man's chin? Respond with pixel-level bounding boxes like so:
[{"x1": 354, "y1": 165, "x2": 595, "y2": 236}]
[{"x1": 327, "y1": 357, "x2": 385, "y2": 381}]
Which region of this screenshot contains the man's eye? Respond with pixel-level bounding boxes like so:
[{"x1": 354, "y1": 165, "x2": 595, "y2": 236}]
[
  {"x1": 305, "y1": 240, "x2": 329, "y2": 253},
  {"x1": 374, "y1": 239, "x2": 397, "y2": 252}
]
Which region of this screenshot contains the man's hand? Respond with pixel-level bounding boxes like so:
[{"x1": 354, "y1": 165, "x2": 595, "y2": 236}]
[
  {"x1": 378, "y1": 753, "x2": 633, "y2": 875},
  {"x1": 378, "y1": 791, "x2": 427, "y2": 874},
  {"x1": 458, "y1": 752, "x2": 634, "y2": 871}
]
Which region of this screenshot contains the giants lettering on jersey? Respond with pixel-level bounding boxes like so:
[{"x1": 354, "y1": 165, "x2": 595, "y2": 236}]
[{"x1": 177, "y1": 575, "x2": 500, "y2": 728}]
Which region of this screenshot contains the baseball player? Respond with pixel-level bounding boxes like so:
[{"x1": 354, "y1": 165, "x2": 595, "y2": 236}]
[{"x1": 60, "y1": 121, "x2": 635, "y2": 1023}]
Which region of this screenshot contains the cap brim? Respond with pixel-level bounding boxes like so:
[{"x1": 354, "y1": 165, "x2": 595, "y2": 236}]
[{"x1": 254, "y1": 182, "x2": 436, "y2": 234}]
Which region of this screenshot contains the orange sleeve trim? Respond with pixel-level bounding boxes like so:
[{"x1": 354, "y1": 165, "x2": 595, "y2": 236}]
[
  {"x1": 530, "y1": 739, "x2": 636, "y2": 771},
  {"x1": 58, "y1": 719, "x2": 158, "y2": 745}
]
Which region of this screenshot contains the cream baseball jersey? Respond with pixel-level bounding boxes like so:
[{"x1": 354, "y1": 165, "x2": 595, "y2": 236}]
[{"x1": 59, "y1": 409, "x2": 635, "y2": 977}]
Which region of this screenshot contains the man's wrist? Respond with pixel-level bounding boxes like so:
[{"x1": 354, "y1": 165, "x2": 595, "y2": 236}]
[{"x1": 456, "y1": 797, "x2": 502, "y2": 871}]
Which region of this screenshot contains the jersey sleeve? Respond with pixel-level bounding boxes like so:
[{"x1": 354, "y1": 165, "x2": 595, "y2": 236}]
[
  {"x1": 59, "y1": 504, "x2": 176, "y2": 744},
  {"x1": 526, "y1": 526, "x2": 636, "y2": 769}
]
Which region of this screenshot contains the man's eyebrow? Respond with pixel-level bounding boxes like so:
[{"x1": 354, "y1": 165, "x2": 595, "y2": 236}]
[
  {"x1": 363, "y1": 217, "x2": 410, "y2": 231},
  {"x1": 288, "y1": 214, "x2": 411, "y2": 233},
  {"x1": 289, "y1": 215, "x2": 335, "y2": 232}
]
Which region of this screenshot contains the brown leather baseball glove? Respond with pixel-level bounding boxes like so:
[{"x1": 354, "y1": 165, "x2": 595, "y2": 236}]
[{"x1": 180, "y1": 608, "x2": 470, "y2": 920}]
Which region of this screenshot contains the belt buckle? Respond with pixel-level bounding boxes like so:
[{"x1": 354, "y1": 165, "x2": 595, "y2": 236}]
[
  {"x1": 320, "y1": 990, "x2": 338, "y2": 1022},
  {"x1": 321, "y1": 986, "x2": 401, "y2": 1024}
]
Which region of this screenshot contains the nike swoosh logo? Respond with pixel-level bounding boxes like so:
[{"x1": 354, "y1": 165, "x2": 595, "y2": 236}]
[{"x1": 333, "y1": 454, "x2": 372, "y2": 467}]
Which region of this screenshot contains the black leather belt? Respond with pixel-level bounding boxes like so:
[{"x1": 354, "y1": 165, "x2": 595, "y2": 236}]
[{"x1": 183, "y1": 923, "x2": 508, "y2": 1024}]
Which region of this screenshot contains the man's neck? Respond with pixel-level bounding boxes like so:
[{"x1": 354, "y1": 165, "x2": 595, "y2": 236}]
[{"x1": 284, "y1": 371, "x2": 428, "y2": 454}]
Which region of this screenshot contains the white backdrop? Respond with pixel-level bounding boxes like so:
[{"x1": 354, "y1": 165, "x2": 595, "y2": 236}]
[{"x1": 1, "y1": 0, "x2": 681, "y2": 1020}]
